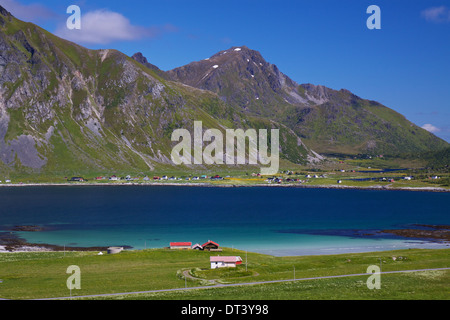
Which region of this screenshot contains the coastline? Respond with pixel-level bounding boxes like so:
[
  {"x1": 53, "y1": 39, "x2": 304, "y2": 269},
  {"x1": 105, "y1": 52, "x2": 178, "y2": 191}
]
[
  {"x1": 0, "y1": 182, "x2": 449, "y2": 192},
  {"x1": 2, "y1": 224, "x2": 449, "y2": 254}
]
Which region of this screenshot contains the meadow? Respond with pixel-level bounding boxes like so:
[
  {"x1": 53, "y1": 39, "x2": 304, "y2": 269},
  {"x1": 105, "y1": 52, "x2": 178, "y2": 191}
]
[{"x1": 0, "y1": 247, "x2": 448, "y2": 300}]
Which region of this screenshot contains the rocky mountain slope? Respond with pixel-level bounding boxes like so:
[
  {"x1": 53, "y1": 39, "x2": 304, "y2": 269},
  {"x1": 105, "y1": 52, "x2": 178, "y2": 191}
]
[
  {"x1": 0, "y1": 6, "x2": 319, "y2": 175},
  {"x1": 166, "y1": 46, "x2": 449, "y2": 156}
]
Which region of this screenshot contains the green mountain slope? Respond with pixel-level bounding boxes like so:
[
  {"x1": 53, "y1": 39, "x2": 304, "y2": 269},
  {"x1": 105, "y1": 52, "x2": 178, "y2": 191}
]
[
  {"x1": 0, "y1": 7, "x2": 319, "y2": 176},
  {"x1": 166, "y1": 46, "x2": 449, "y2": 157}
]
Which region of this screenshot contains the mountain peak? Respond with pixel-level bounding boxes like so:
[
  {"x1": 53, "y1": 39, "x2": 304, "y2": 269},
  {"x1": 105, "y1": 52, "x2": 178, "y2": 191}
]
[
  {"x1": 131, "y1": 52, "x2": 149, "y2": 65},
  {"x1": 207, "y1": 46, "x2": 266, "y2": 65},
  {"x1": 0, "y1": 5, "x2": 12, "y2": 18},
  {"x1": 166, "y1": 45, "x2": 308, "y2": 113},
  {"x1": 131, "y1": 52, "x2": 164, "y2": 76}
]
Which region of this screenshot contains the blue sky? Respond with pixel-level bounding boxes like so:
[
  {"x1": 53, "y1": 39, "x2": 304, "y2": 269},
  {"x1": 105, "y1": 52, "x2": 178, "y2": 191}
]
[{"x1": 2, "y1": 0, "x2": 450, "y2": 142}]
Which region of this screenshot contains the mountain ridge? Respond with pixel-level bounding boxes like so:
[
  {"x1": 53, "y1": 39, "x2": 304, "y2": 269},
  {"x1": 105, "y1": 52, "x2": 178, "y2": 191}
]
[
  {"x1": 0, "y1": 5, "x2": 448, "y2": 177},
  {"x1": 0, "y1": 6, "x2": 322, "y2": 175},
  {"x1": 156, "y1": 46, "x2": 448, "y2": 156}
]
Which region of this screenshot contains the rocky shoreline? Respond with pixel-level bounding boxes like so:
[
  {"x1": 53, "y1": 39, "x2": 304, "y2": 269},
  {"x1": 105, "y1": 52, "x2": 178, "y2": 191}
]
[
  {"x1": 380, "y1": 225, "x2": 450, "y2": 242},
  {"x1": 0, "y1": 229, "x2": 130, "y2": 253}
]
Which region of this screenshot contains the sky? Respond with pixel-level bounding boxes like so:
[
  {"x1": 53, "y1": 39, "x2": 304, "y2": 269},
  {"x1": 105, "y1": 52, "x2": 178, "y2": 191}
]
[{"x1": 1, "y1": 0, "x2": 450, "y2": 142}]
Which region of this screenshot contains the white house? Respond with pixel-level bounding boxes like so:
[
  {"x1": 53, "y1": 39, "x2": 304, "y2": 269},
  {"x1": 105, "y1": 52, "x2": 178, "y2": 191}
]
[
  {"x1": 191, "y1": 243, "x2": 203, "y2": 250},
  {"x1": 210, "y1": 256, "x2": 243, "y2": 269}
]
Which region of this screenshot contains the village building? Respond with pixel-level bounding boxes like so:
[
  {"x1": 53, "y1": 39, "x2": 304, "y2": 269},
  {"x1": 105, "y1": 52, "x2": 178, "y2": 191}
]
[
  {"x1": 107, "y1": 247, "x2": 124, "y2": 254},
  {"x1": 210, "y1": 256, "x2": 243, "y2": 269},
  {"x1": 170, "y1": 242, "x2": 192, "y2": 250},
  {"x1": 202, "y1": 240, "x2": 221, "y2": 251},
  {"x1": 191, "y1": 243, "x2": 203, "y2": 250},
  {"x1": 69, "y1": 177, "x2": 85, "y2": 182}
]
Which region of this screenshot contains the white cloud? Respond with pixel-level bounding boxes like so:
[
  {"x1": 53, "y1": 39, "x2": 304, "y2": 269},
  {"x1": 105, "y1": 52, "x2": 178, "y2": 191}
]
[
  {"x1": 55, "y1": 9, "x2": 174, "y2": 45},
  {"x1": 421, "y1": 124, "x2": 441, "y2": 133},
  {"x1": 421, "y1": 6, "x2": 450, "y2": 23},
  {"x1": 0, "y1": 0, "x2": 56, "y2": 22}
]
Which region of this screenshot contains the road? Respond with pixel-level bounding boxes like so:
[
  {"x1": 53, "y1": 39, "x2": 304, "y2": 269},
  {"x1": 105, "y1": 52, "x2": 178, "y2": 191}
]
[{"x1": 10, "y1": 267, "x2": 444, "y2": 300}]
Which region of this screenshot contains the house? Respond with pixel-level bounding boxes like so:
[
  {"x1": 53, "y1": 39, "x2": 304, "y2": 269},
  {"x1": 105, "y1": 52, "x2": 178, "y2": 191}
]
[
  {"x1": 153, "y1": 176, "x2": 161, "y2": 180},
  {"x1": 191, "y1": 243, "x2": 203, "y2": 250},
  {"x1": 109, "y1": 175, "x2": 119, "y2": 181},
  {"x1": 107, "y1": 247, "x2": 123, "y2": 254},
  {"x1": 69, "y1": 177, "x2": 85, "y2": 182},
  {"x1": 210, "y1": 256, "x2": 243, "y2": 269},
  {"x1": 168, "y1": 176, "x2": 176, "y2": 180},
  {"x1": 162, "y1": 176, "x2": 168, "y2": 180},
  {"x1": 404, "y1": 176, "x2": 412, "y2": 181},
  {"x1": 170, "y1": 242, "x2": 192, "y2": 250},
  {"x1": 202, "y1": 240, "x2": 221, "y2": 251},
  {"x1": 143, "y1": 176, "x2": 150, "y2": 181}
]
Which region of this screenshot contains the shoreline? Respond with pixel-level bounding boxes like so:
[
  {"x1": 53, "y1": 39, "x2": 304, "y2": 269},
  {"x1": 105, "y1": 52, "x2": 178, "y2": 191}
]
[
  {"x1": 2, "y1": 225, "x2": 449, "y2": 254},
  {"x1": 2, "y1": 241, "x2": 449, "y2": 255},
  {"x1": 0, "y1": 182, "x2": 449, "y2": 192}
]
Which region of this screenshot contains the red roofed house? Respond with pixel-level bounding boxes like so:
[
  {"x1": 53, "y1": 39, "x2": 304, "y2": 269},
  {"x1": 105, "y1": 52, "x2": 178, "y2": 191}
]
[
  {"x1": 202, "y1": 240, "x2": 221, "y2": 251},
  {"x1": 170, "y1": 242, "x2": 192, "y2": 250},
  {"x1": 210, "y1": 256, "x2": 243, "y2": 269}
]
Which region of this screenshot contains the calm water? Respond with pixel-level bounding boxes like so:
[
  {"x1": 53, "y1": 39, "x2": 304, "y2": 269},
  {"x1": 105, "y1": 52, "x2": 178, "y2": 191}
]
[{"x1": 0, "y1": 186, "x2": 449, "y2": 256}]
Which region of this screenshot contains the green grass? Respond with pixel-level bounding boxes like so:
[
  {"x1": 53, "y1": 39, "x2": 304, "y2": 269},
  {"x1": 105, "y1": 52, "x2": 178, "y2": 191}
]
[
  {"x1": 0, "y1": 248, "x2": 448, "y2": 300},
  {"x1": 92, "y1": 272, "x2": 450, "y2": 300}
]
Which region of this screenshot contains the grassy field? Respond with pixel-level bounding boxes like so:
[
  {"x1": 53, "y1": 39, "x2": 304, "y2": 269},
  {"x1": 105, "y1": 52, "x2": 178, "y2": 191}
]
[{"x1": 0, "y1": 248, "x2": 448, "y2": 300}]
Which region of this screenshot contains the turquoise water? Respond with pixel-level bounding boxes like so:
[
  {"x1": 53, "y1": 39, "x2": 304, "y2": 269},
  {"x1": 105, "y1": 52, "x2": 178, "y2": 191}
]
[{"x1": 0, "y1": 186, "x2": 449, "y2": 256}]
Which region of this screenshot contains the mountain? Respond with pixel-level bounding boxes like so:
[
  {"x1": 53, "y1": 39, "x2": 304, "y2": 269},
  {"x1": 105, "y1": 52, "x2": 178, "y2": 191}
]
[
  {"x1": 166, "y1": 46, "x2": 449, "y2": 156},
  {"x1": 131, "y1": 52, "x2": 166, "y2": 79},
  {"x1": 0, "y1": 6, "x2": 319, "y2": 175}
]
